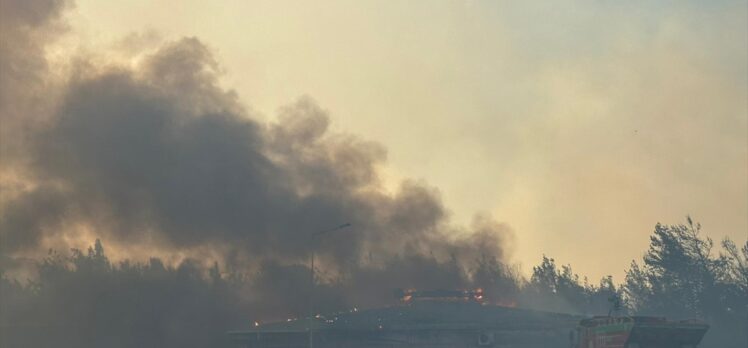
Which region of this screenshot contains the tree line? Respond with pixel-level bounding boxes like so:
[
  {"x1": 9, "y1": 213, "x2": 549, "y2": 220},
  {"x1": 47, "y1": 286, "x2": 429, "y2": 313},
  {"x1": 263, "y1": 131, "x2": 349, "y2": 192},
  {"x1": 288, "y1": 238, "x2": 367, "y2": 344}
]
[{"x1": 1, "y1": 218, "x2": 746, "y2": 347}]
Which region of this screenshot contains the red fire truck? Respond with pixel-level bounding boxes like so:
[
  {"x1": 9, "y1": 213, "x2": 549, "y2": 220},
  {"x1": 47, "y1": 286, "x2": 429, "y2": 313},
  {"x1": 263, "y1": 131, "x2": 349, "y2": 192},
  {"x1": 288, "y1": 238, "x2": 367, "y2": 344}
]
[{"x1": 572, "y1": 316, "x2": 709, "y2": 348}]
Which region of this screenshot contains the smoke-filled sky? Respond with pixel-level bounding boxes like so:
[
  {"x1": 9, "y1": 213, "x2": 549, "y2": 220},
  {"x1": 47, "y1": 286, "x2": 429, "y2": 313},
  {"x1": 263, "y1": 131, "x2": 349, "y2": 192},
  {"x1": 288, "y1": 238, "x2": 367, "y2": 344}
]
[{"x1": 2, "y1": 0, "x2": 747, "y2": 282}]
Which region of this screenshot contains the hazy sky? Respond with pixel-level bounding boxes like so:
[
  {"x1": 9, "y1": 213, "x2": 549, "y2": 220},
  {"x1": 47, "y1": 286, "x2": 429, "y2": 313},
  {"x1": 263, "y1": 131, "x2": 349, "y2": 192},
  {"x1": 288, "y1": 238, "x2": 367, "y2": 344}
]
[{"x1": 54, "y1": 0, "x2": 747, "y2": 280}]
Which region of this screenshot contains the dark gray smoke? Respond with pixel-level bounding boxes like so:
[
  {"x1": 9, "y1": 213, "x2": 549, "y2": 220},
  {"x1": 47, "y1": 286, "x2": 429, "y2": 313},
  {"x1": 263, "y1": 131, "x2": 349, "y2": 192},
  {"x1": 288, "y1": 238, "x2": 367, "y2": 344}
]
[
  {"x1": 1, "y1": 2, "x2": 745, "y2": 348},
  {"x1": 0, "y1": 2, "x2": 516, "y2": 341},
  {"x1": 0, "y1": 0, "x2": 67, "y2": 167},
  {"x1": 0, "y1": 0, "x2": 511, "y2": 285}
]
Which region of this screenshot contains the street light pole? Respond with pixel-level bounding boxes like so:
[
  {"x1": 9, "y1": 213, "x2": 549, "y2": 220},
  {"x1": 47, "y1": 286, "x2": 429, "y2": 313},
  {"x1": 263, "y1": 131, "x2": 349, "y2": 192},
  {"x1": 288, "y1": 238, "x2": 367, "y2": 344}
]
[
  {"x1": 309, "y1": 223, "x2": 351, "y2": 348},
  {"x1": 309, "y1": 249, "x2": 314, "y2": 348}
]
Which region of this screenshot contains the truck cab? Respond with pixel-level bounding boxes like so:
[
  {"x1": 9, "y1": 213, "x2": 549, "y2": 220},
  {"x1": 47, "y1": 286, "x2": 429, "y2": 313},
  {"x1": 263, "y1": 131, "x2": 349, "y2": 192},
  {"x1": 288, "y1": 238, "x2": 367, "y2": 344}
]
[{"x1": 572, "y1": 316, "x2": 708, "y2": 348}]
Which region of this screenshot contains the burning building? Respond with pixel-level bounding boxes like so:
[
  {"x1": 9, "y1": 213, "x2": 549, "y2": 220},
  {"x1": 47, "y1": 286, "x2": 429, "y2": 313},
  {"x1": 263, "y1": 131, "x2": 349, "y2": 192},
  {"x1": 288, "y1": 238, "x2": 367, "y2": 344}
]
[
  {"x1": 228, "y1": 290, "x2": 582, "y2": 348},
  {"x1": 228, "y1": 289, "x2": 711, "y2": 348}
]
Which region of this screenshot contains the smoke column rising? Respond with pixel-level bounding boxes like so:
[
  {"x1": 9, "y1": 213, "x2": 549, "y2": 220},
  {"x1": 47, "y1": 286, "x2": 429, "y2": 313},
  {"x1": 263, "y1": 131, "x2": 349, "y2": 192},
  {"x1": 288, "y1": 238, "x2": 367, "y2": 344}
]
[{"x1": 0, "y1": 0, "x2": 512, "y2": 302}]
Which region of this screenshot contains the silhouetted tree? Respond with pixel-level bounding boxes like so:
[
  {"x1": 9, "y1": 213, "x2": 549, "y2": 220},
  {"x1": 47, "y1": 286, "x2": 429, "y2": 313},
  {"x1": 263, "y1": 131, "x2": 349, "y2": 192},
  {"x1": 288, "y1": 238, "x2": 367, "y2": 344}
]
[
  {"x1": 2, "y1": 221, "x2": 745, "y2": 348},
  {"x1": 520, "y1": 255, "x2": 621, "y2": 315},
  {"x1": 623, "y1": 217, "x2": 747, "y2": 347},
  {"x1": 472, "y1": 253, "x2": 521, "y2": 305},
  {"x1": 0, "y1": 241, "x2": 253, "y2": 348}
]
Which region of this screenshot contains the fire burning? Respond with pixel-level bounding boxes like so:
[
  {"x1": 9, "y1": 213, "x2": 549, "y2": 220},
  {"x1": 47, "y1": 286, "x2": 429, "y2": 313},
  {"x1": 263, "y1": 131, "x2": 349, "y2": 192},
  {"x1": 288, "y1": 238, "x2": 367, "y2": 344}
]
[{"x1": 396, "y1": 289, "x2": 486, "y2": 304}]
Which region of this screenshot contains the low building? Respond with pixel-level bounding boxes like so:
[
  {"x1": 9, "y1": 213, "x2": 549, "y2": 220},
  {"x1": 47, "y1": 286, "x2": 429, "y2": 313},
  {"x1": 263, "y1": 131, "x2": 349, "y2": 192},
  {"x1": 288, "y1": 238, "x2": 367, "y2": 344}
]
[{"x1": 228, "y1": 292, "x2": 582, "y2": 348}]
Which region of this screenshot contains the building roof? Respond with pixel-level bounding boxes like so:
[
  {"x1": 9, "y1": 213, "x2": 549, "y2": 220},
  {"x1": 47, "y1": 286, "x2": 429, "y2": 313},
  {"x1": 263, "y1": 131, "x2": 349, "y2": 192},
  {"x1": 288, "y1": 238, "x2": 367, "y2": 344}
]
[{"x1": 231, "y1": 300, "x2": 582, "y2": 335}]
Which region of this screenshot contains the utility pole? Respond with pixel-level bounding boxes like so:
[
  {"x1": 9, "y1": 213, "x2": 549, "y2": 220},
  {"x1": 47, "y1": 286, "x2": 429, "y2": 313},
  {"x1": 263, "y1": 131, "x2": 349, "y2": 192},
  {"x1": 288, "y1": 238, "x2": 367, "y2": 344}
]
[{"x1": 309, "y1": 223, "x2": 351, "y2": 348}]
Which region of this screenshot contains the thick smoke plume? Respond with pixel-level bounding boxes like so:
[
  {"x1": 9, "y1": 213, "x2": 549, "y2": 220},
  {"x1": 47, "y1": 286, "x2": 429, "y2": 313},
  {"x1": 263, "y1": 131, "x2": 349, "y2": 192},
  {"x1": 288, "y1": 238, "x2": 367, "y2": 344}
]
[
  {"x1": 0, "y1": 0, "x2": 511, "y2": 303},
  {"x1": 3, "y1": 2, "x2": 745, "y2": 348}
]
